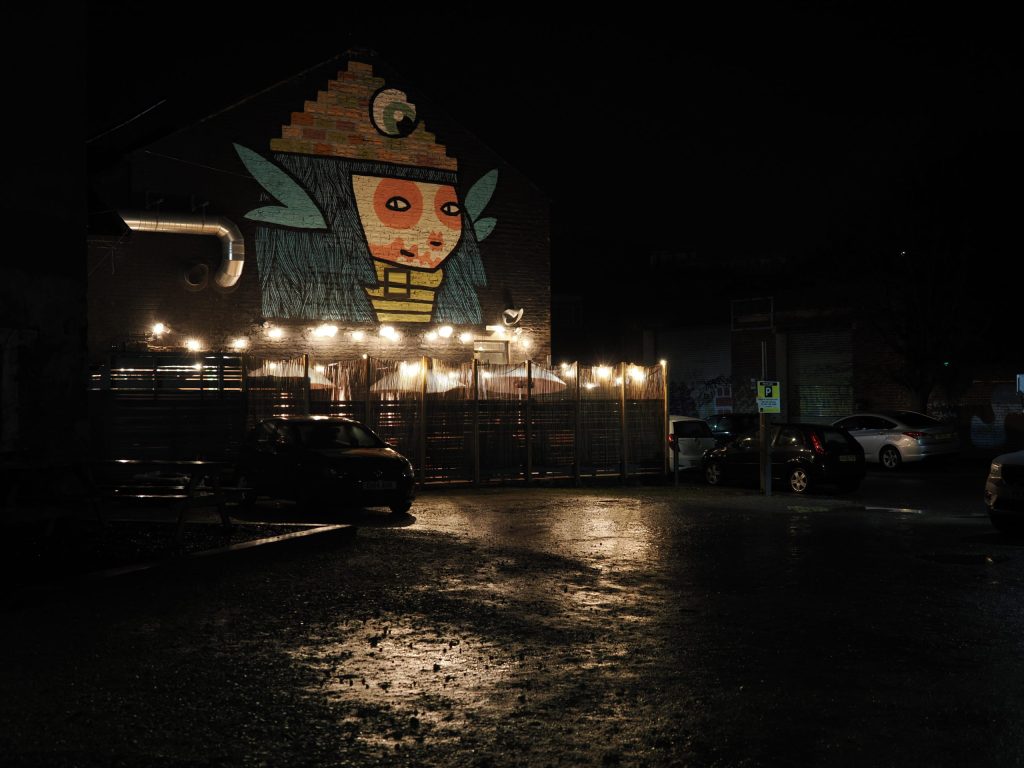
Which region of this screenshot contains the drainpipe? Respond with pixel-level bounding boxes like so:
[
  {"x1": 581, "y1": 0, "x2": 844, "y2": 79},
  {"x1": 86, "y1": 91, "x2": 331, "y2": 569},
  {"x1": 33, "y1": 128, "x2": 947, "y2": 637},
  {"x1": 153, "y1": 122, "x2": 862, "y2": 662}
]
[{"x1": 118, "y1": 210, "x2": 245, "y2": 289}]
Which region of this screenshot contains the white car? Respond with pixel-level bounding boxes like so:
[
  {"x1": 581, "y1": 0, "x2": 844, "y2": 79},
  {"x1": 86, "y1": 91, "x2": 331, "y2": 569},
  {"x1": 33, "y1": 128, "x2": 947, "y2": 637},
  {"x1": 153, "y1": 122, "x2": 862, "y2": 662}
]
[
  {"x1": 984, "y1": 449, "x2": 1024, "y2": 534},
  {"x1": 668, "y1": 416, "x2": 717, "y2": 472},
  {"x1": 831, "y1": 410, "x2": 959, "y2": 470}
]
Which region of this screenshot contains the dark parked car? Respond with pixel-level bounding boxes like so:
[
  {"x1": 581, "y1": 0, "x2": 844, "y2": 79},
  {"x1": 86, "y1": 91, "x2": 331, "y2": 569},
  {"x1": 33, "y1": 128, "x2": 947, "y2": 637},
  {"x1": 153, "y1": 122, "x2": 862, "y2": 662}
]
[
  {"x1": 705, "y1": 412, "x2": 761, "y2": 446},
  {"x1": 984, "y1": 448, "x2": 1024, "y2": 534},
  {"x1": 235, "y1": 416, "x2": 416, "y2": 514},
  {"x1": 702, "y1": 422, "x2": 865, "y2": 494}
]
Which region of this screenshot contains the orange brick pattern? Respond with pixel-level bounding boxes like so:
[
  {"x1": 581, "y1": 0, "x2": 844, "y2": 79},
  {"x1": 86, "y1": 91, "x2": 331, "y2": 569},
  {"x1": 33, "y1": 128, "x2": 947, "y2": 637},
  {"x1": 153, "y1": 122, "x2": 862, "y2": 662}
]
[{"x1": 269, "y1": 61, "x2": 457, "y2": 171}]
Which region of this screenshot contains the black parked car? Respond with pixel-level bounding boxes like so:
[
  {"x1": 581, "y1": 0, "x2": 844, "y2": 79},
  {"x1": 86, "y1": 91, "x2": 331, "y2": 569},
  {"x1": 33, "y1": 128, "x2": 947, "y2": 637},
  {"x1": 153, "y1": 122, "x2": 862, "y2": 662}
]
[
  {"x1": 235, "y1": 416, "x2": 416, "y2": 514},
  {"x1": 705, "y1": 412, "x2": 762, "y2": 446},
  {"x1": 702, "y1": 422, "x2": 865, "y2": 494}
]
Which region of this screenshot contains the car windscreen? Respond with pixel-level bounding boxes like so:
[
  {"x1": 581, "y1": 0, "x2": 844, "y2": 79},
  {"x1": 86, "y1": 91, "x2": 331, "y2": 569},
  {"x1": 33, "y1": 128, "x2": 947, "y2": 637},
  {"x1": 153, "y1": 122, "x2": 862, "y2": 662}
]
[{"x1": 296, "y1": 422, "x2": 384, "y2": 448}]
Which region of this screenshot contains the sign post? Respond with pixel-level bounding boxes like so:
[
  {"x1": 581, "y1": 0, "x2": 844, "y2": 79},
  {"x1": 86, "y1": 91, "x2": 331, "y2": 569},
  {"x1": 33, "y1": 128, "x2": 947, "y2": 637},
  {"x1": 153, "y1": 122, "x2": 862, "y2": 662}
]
[{"x1": 757, "y1": 380, "x2": 782, "y2": 496}]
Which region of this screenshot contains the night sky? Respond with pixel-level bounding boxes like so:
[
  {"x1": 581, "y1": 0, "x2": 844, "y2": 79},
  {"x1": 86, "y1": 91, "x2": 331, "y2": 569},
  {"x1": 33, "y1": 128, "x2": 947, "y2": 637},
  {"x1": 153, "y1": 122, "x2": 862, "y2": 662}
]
[{"x1": 84, "y1": 6, "x2": 1021, "y2": 315}]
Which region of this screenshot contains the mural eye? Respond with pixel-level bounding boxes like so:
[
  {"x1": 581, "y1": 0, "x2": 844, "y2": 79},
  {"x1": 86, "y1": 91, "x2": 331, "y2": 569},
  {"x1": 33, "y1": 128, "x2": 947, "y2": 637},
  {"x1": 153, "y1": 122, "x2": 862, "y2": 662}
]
[
  {"x1": 385, "y1": 196, "x2": 412, "y2": 212},
  {"x1": 440, "y1": 201, "x2": 461, "y2": 217},
  {"x1": 371, "y1": 88, "x2": 418, "y2": 138}
]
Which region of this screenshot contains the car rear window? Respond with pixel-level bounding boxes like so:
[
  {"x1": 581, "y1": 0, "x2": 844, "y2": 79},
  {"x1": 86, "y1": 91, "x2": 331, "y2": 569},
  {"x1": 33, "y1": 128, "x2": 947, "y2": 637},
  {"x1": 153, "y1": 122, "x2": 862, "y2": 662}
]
[
  {"x1": 675, "y1": 421, "x2": 714, "y2": 439},
  {"x1": 892, "y1": 411, "x2": 942, "y2": 428}
]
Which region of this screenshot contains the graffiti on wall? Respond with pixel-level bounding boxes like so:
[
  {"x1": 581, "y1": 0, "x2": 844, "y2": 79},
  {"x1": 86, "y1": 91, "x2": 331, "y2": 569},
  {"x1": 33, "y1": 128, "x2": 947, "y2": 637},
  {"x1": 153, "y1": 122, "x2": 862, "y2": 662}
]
[{"x1": 234, "y1": 61, "x2": 498, "y2": 324}]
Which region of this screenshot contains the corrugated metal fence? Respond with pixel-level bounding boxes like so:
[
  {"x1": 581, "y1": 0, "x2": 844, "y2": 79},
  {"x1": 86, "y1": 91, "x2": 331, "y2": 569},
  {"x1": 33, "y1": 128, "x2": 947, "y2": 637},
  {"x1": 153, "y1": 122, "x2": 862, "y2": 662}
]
[{"x1": 89, "y1": 353, "x2": 668, "y2": 484}]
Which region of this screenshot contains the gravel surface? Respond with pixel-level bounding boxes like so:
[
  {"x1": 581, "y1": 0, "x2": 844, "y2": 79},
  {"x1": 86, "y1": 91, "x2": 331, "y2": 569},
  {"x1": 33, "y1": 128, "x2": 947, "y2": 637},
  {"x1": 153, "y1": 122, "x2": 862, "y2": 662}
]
[{"x1": 1, "y1": 484, "x2": 1021, "y2": 767}]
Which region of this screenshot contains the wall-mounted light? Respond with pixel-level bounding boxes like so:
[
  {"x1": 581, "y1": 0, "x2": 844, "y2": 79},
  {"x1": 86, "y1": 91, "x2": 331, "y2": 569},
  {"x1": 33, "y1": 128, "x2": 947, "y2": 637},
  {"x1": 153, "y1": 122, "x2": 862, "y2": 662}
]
[
  {"x1": 438, "y1": 325, "x2": 454, "y2": 339},
  {"x1": 267, "y1": 326, "x2": 284, "y2": 340},
  {"x1": 351, "y1": 330, "x2": 366, "y2": 342},
  {"x1": 594, "y1": 365, "x2": 612, "y2": 380},
  {"x1": 185, "y1": 338, "x2": 203, "y2": 352},
  {"x1": 379, "y1": 325, "x2": 400, "y2": 341},
  {"x1": 231, "y1": 338, "x2": 248, "y2": 350},
  {"x1": 459, "y1": 332, "x2": 473, "y2": 344},
  {"x1": 627, "y1": 366, "x2": 645, "y2": 382},
  {"x1": 425, "y1": 331, "x2": 439, "y2": 342},
  {"x1": 151, "y1": 322, "x2": 168, "y2": 336},
  {"x1": 313, "y1": 324, "x2": 338, "y2": 338},
  {"x1": 314, "y1": 364, "x2": 326, "y2": 374}
]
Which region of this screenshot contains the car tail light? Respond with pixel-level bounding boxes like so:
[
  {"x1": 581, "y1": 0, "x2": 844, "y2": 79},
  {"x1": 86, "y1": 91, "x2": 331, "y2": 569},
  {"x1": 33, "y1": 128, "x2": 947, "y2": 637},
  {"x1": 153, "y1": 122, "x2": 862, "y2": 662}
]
[
  {"x1": 903, "y1": 431, "x2": 926, "y2": 439},
  {"x1": 810, "y1": 432, "x2": 825, "y2": 455}
]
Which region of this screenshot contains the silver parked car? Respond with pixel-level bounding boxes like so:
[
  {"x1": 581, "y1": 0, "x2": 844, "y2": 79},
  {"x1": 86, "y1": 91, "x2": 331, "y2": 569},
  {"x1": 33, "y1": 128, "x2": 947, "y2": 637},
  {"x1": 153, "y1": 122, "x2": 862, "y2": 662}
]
[
  {"x1": 668, "y1": 415, "x2": 718, "y2": 471},
  {"x1": 984, "y1": 449, "x2": 1024, "y2": 534},
  {"x1": 831, "y1": 410, "x2": 959, "y2": 470}
]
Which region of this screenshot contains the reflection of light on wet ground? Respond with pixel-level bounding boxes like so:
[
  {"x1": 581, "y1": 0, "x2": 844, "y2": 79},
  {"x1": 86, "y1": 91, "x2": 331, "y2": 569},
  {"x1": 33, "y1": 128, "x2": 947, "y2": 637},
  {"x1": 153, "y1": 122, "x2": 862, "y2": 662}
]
[
  {"x1": 864, "y1": 506, "x2": 924, "y2": 515},
  {"x1": 288, "y1": 615, "x2": 588, "y2": 754},
  {"x1": 285, "y1": 495, "x2": 664, "y2": 757},
  {"x1": 550, "y1": 500, "x2": 654, "y2": 571}
]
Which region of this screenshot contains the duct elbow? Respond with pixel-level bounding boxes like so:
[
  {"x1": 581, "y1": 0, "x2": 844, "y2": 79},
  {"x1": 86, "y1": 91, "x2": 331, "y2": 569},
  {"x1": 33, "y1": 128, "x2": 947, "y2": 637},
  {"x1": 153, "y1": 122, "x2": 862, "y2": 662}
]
[{"x1": 118, "y1": 210, "x2": 246, "y2": 289}]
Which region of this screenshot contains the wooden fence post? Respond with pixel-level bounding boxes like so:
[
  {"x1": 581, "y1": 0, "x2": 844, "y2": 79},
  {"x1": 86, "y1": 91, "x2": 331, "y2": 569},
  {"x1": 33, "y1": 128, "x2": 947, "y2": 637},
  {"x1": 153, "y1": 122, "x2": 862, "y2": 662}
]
[
  {"x1": 473, "y1": 359, "x2": 480, "y2": 487},
  {"x1": 620, "y1": 362, "x2": 628, "y2": 481},
  {"x1": 525, "y1": 360, "x2": 533, "y2": 484},
  {"x1": 574, "y1": 363, "x2": 582, "y2": 487},
  {"x1": 418, "y1": 355, "x2": 427, "y2": 485}
]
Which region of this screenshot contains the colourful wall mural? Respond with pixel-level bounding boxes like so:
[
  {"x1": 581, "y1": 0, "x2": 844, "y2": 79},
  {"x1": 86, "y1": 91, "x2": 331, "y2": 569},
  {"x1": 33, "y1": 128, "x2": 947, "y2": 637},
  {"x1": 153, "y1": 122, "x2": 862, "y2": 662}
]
[{"x1": 234, "y1": 61, "x2": 498, "y2": 325}]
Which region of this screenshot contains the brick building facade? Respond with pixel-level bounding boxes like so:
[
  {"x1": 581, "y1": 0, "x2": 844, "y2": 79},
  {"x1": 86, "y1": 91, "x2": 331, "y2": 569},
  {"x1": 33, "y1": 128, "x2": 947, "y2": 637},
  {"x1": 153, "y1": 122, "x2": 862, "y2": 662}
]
[{"x1": 88, "y1": 53, "x2": 550, "y2": 369}]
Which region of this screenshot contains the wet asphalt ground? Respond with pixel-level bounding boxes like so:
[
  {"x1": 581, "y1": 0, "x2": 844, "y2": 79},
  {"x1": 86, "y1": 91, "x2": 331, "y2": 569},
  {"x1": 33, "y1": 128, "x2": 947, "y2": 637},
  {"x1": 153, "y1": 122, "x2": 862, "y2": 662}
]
[{"x1": 1, "y1": 461, "x2": 1022, "y2": 767}]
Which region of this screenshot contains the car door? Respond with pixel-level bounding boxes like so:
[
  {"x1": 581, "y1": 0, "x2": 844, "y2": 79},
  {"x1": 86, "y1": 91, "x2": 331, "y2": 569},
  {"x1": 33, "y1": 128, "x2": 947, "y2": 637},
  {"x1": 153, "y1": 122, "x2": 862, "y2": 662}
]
[
  {"x1": 726, "y1": 433, "x2": 762, "y2": 482},
  {"x1": 770, "y1": 426, "x2": 805, "y2": 479},
  {"x1": 858, "y1": 416, "x2": 896, "y2": 460}
]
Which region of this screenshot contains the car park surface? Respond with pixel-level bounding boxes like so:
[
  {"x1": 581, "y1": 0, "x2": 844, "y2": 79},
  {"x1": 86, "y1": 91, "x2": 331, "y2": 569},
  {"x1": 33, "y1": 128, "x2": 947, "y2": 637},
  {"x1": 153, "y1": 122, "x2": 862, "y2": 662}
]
[
  {"x1": 702, "y1": 422, "x2": 865, "y2": 493},
  {"x1": 3, "y1": 473, "x2": 1022, "y2": 768},
  {"x1": 832, "y1": 410, "x2": 959, "y2": 470}
]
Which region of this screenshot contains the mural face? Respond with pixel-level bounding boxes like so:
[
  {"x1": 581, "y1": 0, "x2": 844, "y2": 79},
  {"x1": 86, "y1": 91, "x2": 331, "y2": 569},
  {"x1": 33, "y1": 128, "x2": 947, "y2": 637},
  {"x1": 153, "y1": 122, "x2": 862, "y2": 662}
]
[
  {"x1": 352, "y1": 176, "x2": 462, "y2": 270},
  {"x1": 235, "y1": 61, "x2": 498, "y2": 327}
]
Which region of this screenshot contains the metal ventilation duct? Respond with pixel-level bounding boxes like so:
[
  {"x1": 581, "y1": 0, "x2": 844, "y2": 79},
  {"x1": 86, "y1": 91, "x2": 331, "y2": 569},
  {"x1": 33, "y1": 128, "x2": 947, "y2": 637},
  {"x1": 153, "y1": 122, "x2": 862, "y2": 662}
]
[{"x1": 118, "y1": 210, "x2": 245, "y2": 288}]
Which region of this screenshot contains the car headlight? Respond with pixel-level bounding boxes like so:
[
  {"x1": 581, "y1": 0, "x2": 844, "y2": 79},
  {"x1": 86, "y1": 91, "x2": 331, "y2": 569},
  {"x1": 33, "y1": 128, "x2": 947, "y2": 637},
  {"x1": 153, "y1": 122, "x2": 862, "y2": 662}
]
[{"x1": 989, "y1": 461, "x2": 1002, "y2": 480}]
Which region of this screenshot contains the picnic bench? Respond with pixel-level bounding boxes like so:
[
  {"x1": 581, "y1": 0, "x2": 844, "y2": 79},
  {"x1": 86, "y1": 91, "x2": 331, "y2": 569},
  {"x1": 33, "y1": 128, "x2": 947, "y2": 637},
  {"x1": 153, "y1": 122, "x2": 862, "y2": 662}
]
[{"x1": 93, "y1": 459, "x2": 251, "y2": 543}]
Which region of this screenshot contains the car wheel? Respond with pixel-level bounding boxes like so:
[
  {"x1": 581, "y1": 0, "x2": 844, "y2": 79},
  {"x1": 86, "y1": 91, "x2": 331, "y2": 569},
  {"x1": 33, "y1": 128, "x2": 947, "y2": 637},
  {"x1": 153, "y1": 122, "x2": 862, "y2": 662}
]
[
  {"x1": 389, "y1": 501, "x2": 412, "y2": 515},
  {"x1": 705, "y1": 462, "x2": 722, "y2": 486},
  {"x1": 788, "y1": 466, "x2": 810, "y2": 494},
  {"x1": 879, "y1": 445, "x2": 902, "y2": 470}
]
